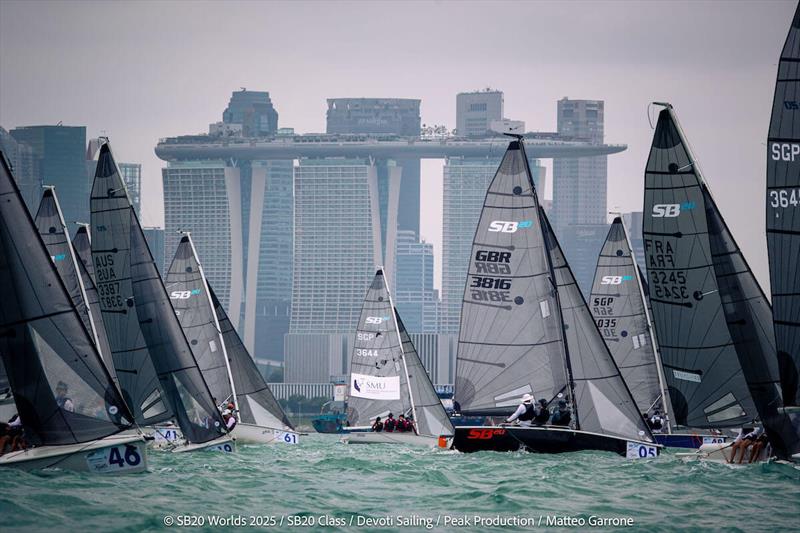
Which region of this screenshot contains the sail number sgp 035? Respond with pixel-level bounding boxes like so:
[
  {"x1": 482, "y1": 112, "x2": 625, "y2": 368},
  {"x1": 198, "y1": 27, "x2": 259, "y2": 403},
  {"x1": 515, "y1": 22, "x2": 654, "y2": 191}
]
[
  {"x1": 768, "y1": 188, "x2": 800, "y2": 208},
  {"x1": 471, "y1": 249, "x2": 513, "y2": 303},
  {"x1": 592, "y1": 297, "x2": 615, "y2": 317}
]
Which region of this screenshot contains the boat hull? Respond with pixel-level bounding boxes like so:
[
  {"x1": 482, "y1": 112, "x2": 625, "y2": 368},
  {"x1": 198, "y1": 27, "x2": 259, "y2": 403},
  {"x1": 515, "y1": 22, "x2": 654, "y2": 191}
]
[
  {"x1": 0, "y1": 433, "x2": 148, "y2": 474},
  {"x1": 452, "y1": 425, "x2": 660, "y2": 458},
  {"x1": 677, "y1": 442, "x2": 771, "y2": 464},
  {"x1": 342, "y1": 429, "x2": 451, "y2": 448},
  {"x1": 654, "y1": 433, "x2": 726, "y2": 449},
  {"x1": 171, "y1": 435, "x2": 236, "y2": 453},
  {"x1": 311, "y1": 414, "x2": 346, "y2": 434},
  {"x1": 231, "y1": 423, "x2": 299, "y2": 445}
]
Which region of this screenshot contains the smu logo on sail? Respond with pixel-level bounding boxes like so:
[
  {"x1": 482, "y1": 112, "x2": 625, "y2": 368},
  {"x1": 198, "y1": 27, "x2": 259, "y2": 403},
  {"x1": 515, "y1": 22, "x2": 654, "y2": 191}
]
[
  {"x1": 170, "y1": 289, "x2": 202, "y2": 299},
  {"x1": 365, "y1": 316, "x2": 391, "y2": 325},
  {"x1": 600, "y1": 275, "x2": 633, "y2": 285},
  {"x1": 350, "y1": 372, "x2": 400, "y2": 400},
  {"x1": 488, "y1": 220, "x2": 533, "y2": 233},
  {"x1": 651, "y1": 202, "x2": 695, "y2": 218}
]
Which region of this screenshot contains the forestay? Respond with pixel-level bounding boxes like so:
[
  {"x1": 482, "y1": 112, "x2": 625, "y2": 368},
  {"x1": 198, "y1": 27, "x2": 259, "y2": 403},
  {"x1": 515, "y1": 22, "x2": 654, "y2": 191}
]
[
  {"x1": 766, "y1": 3, "x2": 800, "y2": 408},
  {"x1": 590, "y1": 218, "x2": 664, "y2": 417},
  {"x1": 454, "y1": 140, "x2": 566, "y2": 412},
  {"x1": 0, "y1": 151, "x2": 134, "y2": 446}
]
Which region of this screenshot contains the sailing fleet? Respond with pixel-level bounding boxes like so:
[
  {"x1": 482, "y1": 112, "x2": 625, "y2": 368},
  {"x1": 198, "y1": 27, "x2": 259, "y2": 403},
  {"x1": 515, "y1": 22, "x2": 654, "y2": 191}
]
[{"x1": 0, "y1": 4, "x2": 799, "y2": 474}]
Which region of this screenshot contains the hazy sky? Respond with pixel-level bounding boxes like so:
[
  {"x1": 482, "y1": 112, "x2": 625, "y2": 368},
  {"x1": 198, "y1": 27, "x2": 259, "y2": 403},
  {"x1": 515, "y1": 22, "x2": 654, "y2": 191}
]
[{"x1": 0, "y1": 0, "x2": 795, "y2": 290}]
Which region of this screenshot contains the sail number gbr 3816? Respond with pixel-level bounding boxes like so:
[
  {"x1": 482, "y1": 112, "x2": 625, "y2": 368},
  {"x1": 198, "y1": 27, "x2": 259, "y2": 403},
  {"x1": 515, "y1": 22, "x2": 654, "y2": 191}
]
[{"x1": 470, "y1": 250, "x2": 513, "y2": 303}]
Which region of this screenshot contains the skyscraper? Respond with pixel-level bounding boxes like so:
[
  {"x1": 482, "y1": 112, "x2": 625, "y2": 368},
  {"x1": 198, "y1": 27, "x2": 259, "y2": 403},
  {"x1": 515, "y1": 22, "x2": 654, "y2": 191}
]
[
  {"x1": 0, "y1": 127, "x2": 40, "y2": 213},
  {"x1": 456, "y1": 90, "x2": 504, "y2": 138},
  {"x1": 394, "y1": 230, "x2": 437, "y2": 333},
  {"x1": 10, "y1": 125, "x2": 87, "y2": 229},
  {"x1": 552, "y1": 98, "x2": 608, "y2": 294},
  {"x1": 143, "y1": 227, "x2": 166, "y2": 274},
  {"x1": 222, "y1": 89, "x2": 279, "y2": 137},
  {"x1": 119, "y1": 163, "x2": 142, "y2": 218}
]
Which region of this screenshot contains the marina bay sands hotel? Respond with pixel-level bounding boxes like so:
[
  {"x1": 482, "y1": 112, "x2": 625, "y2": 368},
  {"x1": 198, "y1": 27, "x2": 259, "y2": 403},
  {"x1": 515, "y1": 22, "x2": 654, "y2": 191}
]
[{"x1": 154, "y1": 90, "x2": 625, "y2": 387}]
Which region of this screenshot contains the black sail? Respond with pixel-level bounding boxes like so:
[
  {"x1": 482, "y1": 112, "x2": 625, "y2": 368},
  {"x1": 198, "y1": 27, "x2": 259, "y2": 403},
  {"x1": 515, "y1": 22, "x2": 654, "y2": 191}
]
[
  {"x1": 73, "y1": 224, "x2": 96, "y2": 283},
  {"x1": 455, "y1": 140, "x2": 567, "y2": 412},
  {"x1": 209, "y1": 285, "x2": 293, "y2": 429},
  {"x1": 767, "y1": 4, "x2": 800, "y2": 407},
  {"x1": 542, "y1": 210, "x2": 654, "y2": 442},
  {"x1": 643, "y1": 107, "x2": 757, "y2": 428},
  {"x1": 0, "y1": 151, "x2": 133, "y2": 446},
  {"x1": 590, "y1": 218, "x2": 667, "y2": 419},
  {"x1": 90, "y1": 144, "x2": 170, "y2": 426}
]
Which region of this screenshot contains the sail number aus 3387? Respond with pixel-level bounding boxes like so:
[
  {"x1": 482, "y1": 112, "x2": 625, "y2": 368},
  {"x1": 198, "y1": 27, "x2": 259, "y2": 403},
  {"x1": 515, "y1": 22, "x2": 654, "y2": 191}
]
[{"x1": 769, "y1": 188, "x2": 800, "y2": 208}]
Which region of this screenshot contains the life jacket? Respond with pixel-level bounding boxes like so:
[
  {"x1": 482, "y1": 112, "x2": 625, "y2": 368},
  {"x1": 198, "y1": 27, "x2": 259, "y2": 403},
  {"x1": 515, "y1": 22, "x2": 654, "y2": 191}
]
[
  {"x1": 373, "y1": 421, "x2": 383, "y2": 432},
  {"x1": 534, "y1": 405, "x2": 550, "y2": 424},
  {"x1": 518, "y1": 403, "x2": 535, "y2": 422},
  {"x1": 385, "y1": 418, "x2": 396, "y2": 432}
]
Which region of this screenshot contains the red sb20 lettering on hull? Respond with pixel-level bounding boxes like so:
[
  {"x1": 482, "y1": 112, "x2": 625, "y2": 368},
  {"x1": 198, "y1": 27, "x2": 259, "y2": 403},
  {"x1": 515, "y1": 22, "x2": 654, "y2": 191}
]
[{"x1": 466, "y1": 428, "x2": 506, "y2": 440}]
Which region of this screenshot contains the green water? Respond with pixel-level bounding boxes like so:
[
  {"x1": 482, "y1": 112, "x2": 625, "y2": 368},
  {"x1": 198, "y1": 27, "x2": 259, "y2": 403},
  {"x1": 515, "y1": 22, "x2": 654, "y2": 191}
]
[{"x1": 1, "y1": 434, "x2": 798, "y2": 532}]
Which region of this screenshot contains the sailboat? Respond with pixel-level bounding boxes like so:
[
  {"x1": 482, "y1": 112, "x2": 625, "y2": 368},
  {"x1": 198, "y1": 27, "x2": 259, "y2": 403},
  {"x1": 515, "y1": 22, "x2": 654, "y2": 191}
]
[
  {"x1": 643, "y1": 104, "x2": 800, "y2": 463},
  {"x1": 90, "y1": 142, "x2": 233, "y2": 453},
  {"x1": 166, "y1": 233, "x2": 298, "y2": 445},
  {"x1": 342, "y1": 268, "x2": 454, "y2": 447},
  {"x1": 0, "y1": 151, "x2": 148, "y2": 473},
  {"x1": 34, "y1": 190, "x2": 116, "y2": 383},
  {"x1": 589, "y1": 217, "x2": 724, "y2": 449},
  {"x1": 767, "y1": 4, "x2": 800, "y2": 421},
  {"x1": 451, "y1": 137, "x2": 658, "y2": 457}
]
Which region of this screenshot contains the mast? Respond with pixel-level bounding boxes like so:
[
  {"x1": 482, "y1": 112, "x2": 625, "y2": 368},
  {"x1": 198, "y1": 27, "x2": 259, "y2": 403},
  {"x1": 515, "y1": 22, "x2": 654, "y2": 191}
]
[
  {"x1": 185, "y1": 231, "x2": 239, "y2": 414},
  {"x1": 382, "y1": 266, "x2": 418, "y2": 426},
  {"x1": 519, "y1": 137, "x2": 579, "y2": 429},
  {"x1": 620, "y1": 216, "x2": 672, "y2": 432}
]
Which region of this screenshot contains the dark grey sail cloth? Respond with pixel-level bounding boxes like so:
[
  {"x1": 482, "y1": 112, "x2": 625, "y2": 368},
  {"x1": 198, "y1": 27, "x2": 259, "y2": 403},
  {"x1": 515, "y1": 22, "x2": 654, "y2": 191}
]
[
  {"x1": 455, "y1": 140, "x2": 567, "y2": 412},
  {"x1": 34, "y1": 189, "x2": 93, "y2": 338},
  {"x1": 543, "y1": 211, "x2": 655, "y2": 442},
  {"x1": 590, "y1": 218, "x2": 663, "y2": 416},
  {"x1": 396, "y1": 309, "x2": 454, "y2": 437},
  {"x1": 72, "y1": 225, "x2": 96, "y2": 283},
  {"x1": 71, "y1": 232, "x2": 116, "y2": 383},
  {"x1": 767, "y1": 4, "x2": 800, "y2": 407},
  {"x1": 0, "y1": 151, "x2": 133, "y2": 446},
  {"x1": 347, "y1": 270, "x2": 412, "y2": 427},
  {"x1": 705, "y1": 186, "x2": 800, "y2": 461},
  {"x1": 643, "y1": 108, "x2": 756, "y2": 428},
  {"x1": 90, "y1": 144, "x2": 171, "y2": 426},
  {"x1": 166, "y1": 236, "x2": 234, "y2": 410},
  {"x1": 209, "y1": 285, "x2": 293, "y2": 429}
]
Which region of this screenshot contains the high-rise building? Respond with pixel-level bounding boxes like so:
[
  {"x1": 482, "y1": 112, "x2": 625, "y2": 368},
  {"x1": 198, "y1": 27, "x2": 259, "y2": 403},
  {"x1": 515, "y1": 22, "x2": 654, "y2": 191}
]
[
  {"x1": 440, "y1": 155, "x2": 546, "y2": 334},
  {"x1": 222, "y1": 89, "x2": 279, "y2": 137},
  {"x1": 456, "y1": 90, "x2": 504, "y2": 138},
  {"x1": 0, "y1": 127, "x2": 40, "y2": 213},
  {"x1": 10, "y1": 125, "x2": 87, "y2": 230},
  {"x1": 143, "y1": 227, "x2": 166, "y2": 274},
  {"x1": 326, "y1": 97, "x2": 422, "y2": 237},
  {"x1": 394, "y1": 230, "x2": 437, "y2": 334},
  {"x1": 552, "y1": 98, "x2": 608, "y2": 294}
]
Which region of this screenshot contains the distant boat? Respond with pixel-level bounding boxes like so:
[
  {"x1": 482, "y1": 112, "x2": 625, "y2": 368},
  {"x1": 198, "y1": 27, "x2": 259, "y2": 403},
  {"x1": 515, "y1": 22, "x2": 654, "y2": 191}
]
[
  {"x1": 0, "y1": 151, "x2": 148, "y2": 473},
  {"x1": 589, "y1": 217, "x2": 724, "y2": 449},
  {"x1": 34, "y1": 190, "x2": 116, "y2": 383},
  {"x1": 342, "y1": 268, "x2": 454, "y2": 447},
  {"x1": 767, "y1": 3, "x2": 800, "y2": 417},
  {"x1": 90, "y1": 142, "x2": 233, "y2": 453},
  {"x1": 166, "y1": 233, "x2": 298, "y2": 445},
  {"x1": 643, "y1": 104, "x2": 800, "y2": 463},
  {"x1": 451, "y1": 137, "x2": 658, "y2": 458}
]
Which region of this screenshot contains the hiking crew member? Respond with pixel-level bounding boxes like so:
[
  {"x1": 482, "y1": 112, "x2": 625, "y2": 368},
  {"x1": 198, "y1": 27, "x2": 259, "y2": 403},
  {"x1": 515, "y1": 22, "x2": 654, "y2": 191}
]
[{"x1": 505, "y1": 393, "x2": 536, "y2": 427}]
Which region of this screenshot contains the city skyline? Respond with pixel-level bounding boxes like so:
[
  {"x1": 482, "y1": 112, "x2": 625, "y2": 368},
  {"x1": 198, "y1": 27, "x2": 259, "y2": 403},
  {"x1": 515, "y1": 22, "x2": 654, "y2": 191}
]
[{"x1": 0, "y1": 0, "x2": 795, "y2": 292}]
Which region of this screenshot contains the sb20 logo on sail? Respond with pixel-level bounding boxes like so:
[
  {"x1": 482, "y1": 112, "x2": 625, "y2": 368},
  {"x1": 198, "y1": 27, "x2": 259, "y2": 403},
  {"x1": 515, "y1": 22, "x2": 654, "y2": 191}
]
[
  {"x1": 651, "y1": 202, "x2": 695, "y2": 218},
  {"x1": 488, "y1": 220, "x2": 532, "y2": 233}
]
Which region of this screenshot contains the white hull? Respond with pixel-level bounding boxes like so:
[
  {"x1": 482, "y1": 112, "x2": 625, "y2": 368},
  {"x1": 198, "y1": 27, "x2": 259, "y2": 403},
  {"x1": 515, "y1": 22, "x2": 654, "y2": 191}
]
[
  {"x1": 171, "y1": 435, "x2": 236, "y2": 453},
  {"x1": 342, "y1": 430, "x2": 451, "y2": 448},
  {"x1": 677, "y1": 442, "x2": 771, "y2": 464},
  {"x1": 231, "y1": 423, "x2": 300, "y2": 445},
  {"x1": 0, "y1": 433, "x2": 148, "y2": 474}
]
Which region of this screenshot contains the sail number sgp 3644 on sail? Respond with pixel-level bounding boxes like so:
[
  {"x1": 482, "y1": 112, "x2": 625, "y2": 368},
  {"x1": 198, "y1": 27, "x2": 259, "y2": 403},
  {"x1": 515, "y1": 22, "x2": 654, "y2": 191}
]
[{"x1": 768, "y1": 188, "x2": 800, "y2": 208}]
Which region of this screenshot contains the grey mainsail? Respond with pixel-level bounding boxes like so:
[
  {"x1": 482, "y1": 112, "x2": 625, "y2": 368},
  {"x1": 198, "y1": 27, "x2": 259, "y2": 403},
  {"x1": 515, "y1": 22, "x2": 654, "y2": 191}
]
[
  {"x1": 0, "y1": 151, "x2": 134, "y2": 446},
  {"x1": 542, "y1": 210, "x2": 654, "y2": 441},
  {"x1": 209, "y1": 285, "x2": 293, "y2": 429},
  {"x1": 166, "y1": 235, "x2": 235, "y2": 411},
  {"x1": 590, "y1": 218, "x2": 667, "y2": 420},
  {"x1": 72, "y1": 224, "x2": 95, "y2": 282},
  {"x1": 347, "y1": 269, "x2": 412, "y2": 427},
  {"x1": 766, "y1": 4, "x2": 800, "y2": 408},
  {"x1": 396, "y1": 309, "x2": 454, "y2": 437},
  {"x1": 643, "y1": 106, "x2": 757, "y2": 428},
  {"x1": 91, "y1": 144, "x2": 170, "y2": 426},
  {"x1": 454, "y1": 139, "x2": 567, "y2": 412},
  {"x1": 92, "y1": 143, "x2": 226, "y2": 444}
]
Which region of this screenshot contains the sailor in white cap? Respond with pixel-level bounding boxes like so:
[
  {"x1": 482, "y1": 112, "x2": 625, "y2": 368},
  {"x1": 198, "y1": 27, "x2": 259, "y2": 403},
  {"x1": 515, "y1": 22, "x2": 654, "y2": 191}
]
[{"x1": 505, "y1": 393, "x2": 536, "y2": 427}]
